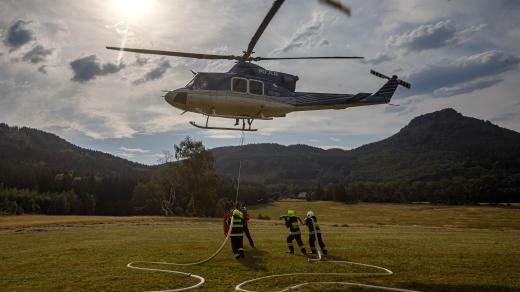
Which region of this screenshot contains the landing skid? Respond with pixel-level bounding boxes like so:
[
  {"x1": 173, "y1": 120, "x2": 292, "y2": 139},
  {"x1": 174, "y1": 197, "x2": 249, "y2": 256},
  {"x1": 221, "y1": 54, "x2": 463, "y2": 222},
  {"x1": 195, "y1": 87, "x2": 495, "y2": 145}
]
[
  {"x1": 190, "y1": 115, "x2": 258, "y2": 131},
  {"x1": 189, "y1": 121, "x2": 258, "y2": 132}
]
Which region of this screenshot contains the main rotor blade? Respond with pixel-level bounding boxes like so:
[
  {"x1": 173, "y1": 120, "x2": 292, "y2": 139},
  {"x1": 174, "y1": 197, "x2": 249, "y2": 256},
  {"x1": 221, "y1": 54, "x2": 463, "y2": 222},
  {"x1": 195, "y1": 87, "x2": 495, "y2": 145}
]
[
  {"x1": 319, "y1": 0, "x2": 351, "y2": 16},
  {"x1": 106, "y1": 46, "x2": 240, "y2": 60},
  {"x1": 242, "y1": 0, "x2": 285, "y2": 61},
  {"x1": 252, "y1": 56, "x2": 364, "y2": 61}
]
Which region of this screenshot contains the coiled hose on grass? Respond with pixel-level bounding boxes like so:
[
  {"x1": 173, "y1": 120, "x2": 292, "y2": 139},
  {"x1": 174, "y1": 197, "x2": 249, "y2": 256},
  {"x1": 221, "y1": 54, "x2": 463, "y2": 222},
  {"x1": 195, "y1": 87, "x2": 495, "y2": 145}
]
[{"x1": 234, "y1": 218, "x2": 419, "y2": 292}]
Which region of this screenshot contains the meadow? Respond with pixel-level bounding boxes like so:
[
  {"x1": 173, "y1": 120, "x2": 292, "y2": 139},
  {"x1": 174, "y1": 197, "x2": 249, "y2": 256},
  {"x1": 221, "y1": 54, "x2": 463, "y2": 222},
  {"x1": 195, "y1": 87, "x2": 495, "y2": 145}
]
[{"x1": 1, "y1": 202, "x2": 519, "y2": 291}]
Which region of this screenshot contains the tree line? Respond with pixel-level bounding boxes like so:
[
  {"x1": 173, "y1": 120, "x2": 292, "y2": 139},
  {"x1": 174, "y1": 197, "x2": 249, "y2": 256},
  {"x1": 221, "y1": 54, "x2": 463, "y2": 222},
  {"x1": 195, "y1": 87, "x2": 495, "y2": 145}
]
[
  {"x1": 2, "y1": 136, "x2": 519, "y2": 216},
  {"x1": 309, "y1": 174, "x2": 520, "y2": 204},
  {"x1": 0, "y1": 137, "x2": 271, "y2": 216}
]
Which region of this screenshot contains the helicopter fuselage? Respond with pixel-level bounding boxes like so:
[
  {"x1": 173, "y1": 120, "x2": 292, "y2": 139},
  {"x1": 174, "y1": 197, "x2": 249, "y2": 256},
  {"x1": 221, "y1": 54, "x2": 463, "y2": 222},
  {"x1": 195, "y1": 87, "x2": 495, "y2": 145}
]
[{"x1": 164, "y1": 63, "x2": 387, "y2": 120}]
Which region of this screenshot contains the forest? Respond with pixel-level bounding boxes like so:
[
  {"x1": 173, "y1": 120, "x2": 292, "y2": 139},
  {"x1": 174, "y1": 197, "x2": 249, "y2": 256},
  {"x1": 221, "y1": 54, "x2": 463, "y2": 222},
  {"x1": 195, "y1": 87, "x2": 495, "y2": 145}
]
[{"x1": 1, "y1": 107, "x2": 520, "y2": 216}]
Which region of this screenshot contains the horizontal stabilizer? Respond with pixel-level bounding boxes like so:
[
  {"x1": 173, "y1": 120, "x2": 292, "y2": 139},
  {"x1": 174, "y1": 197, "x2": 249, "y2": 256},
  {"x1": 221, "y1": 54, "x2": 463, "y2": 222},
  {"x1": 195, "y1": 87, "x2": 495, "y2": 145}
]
[{"x1": 351, "y1": 92, "x2": 372, "y2": 101}]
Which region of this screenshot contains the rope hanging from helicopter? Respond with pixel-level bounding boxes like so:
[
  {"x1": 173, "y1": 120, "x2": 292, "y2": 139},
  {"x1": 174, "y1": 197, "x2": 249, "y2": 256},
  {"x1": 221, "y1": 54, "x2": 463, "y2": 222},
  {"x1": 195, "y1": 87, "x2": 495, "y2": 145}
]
[{"x1": 235, "y1": 131, "x2": 245, "y2": 204}]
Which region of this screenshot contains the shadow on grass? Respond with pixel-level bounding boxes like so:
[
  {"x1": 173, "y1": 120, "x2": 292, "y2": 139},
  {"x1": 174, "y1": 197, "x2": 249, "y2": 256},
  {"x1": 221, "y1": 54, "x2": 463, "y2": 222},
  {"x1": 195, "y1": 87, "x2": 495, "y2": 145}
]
[
  {"x1": 321, "y1": 254, "x2": 349, "y2": 262},
  {"x1": 238, "y1": 248, "x2": 268, "y2": 271},
  {"x1": 400, "y1": 283, "x2": 520, "y2": 292}
]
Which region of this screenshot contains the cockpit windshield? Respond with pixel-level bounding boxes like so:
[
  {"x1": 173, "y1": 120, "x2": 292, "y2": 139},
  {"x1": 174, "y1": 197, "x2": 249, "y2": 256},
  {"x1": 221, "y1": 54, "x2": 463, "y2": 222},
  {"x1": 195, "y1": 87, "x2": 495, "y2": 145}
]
[
  {"x1": 193, "y1": 74, "x2": 210, "y2": 90},
  {"x1": 185, "y1": 76, "x2": 196, "y2": 89},
  {"x1": 186, "y1": 74, "x2": 211, "y2": 90}
]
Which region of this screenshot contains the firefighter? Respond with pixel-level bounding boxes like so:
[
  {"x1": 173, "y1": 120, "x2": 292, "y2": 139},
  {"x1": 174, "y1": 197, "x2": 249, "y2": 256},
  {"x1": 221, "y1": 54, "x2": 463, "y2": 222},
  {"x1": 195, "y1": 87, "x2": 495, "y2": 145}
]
[
  {"x1": 222, "y1": 199, "x2": 234, "y2": 236},
  {"x1": 228, "y1": 209, "x2": 245, "y2": 259},
  {"x1": 242, "y1": 206, "x2": 255, "y2": 248},
  {"x1": 280, "y1": 210, "x2": 307, "y2": 255},
  {"x1": 223, "y1": 208, "x2": 231, "y2": 236},
  {"x1": 304, "y1": 210, "x2": 328, "y2": 255}
]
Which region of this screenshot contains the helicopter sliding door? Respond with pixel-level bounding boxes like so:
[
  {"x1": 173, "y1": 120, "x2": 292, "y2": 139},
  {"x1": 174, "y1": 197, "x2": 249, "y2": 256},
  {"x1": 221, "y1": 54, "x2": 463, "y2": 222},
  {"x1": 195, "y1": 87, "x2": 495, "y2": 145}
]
[{"x1": 226, "y1": 77, "x2": 255, "y2": 116}]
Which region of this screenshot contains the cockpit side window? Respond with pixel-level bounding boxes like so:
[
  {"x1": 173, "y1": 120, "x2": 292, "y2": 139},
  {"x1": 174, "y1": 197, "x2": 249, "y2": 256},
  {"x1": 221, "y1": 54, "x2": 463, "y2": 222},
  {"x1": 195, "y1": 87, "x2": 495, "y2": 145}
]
[
  {"x1": 232, "y1": 77, "x2": 247, "y2": 93},
  {"x1": 249, "y1": 80, "x2": 263, "y2": 95}
]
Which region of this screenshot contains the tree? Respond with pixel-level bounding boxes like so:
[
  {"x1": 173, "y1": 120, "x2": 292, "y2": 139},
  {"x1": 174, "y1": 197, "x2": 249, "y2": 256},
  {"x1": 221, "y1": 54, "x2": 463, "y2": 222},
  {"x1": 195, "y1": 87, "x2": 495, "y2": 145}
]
[
  {"x1": 333, "y1": 184, "x2": 346, "y2": 202},
  {"x1": 152, "y1": 151, "x2": 181, "y2": 216},
  {"x1": 314, "y1": 184, "x2": 324, "y2": 200},
  {"x1": 175, "y1": 136, "x2": 218, "y2": 216}
]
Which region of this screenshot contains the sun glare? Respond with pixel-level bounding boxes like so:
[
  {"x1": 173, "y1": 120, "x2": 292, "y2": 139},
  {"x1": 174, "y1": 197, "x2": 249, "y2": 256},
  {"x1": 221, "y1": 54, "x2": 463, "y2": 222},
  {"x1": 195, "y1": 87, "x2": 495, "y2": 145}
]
[{"x1": 112, "y1": 0, "x2": 154, "y2": 19}]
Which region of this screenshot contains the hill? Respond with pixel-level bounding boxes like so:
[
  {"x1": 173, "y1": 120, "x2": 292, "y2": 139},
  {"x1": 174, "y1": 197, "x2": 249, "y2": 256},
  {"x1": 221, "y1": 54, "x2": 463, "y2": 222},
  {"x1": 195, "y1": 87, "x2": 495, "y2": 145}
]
[
  {"x1": 0, "y1": 123, "x2": 150, "y2": 177},
  {"x1": 212, "y1": 108, "x2": 520, "y2": 186},
  {"x1": 213, "y1": 143, "x2": 349, "y2": 185},
  {"x1": 346, "y1": 108, "x2": 520, "y2": 181}
]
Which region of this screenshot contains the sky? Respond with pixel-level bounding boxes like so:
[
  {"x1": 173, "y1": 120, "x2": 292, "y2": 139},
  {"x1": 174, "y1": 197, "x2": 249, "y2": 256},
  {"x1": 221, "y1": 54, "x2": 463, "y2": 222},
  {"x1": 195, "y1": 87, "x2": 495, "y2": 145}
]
[{"x1": 0, "y1": 0, "x2": 519, "y2": 165}]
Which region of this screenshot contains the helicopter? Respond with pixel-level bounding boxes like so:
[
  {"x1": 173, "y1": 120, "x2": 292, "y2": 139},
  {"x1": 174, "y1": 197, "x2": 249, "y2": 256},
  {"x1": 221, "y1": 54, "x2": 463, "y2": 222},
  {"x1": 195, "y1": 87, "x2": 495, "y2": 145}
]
[{"x1": 107, "y1": 0, "x2": 410, "y2": 131}]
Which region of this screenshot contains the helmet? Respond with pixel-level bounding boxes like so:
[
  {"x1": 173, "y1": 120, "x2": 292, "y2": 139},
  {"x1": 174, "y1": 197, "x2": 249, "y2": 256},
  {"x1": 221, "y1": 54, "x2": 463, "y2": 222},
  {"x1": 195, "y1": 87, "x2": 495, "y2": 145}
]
[
  {"x1": 287, "y1": 210, "x2": 295, "y2": 217},
  {"x1": 232, "y1": 209, "x2": 243, "y2": 218},
  {"x1": 307, "y1": 211, "x2": 314, "y2": 218},
  {"x1": 241, "y1": 206, "x2": 247, "y2": 212}
]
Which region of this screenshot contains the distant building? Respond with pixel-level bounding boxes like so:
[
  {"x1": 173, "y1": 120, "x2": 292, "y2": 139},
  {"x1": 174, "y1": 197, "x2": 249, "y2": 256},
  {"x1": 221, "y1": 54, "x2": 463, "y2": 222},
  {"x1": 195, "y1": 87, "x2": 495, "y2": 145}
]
[{"x1": 296, "y1": 192, "x2": 311, "y2": 201}]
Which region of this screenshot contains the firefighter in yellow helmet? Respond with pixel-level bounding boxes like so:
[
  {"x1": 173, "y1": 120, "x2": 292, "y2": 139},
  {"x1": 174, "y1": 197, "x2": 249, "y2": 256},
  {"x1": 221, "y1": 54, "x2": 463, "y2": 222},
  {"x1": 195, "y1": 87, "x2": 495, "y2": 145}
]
[
  {"x1": 280, "y1": 210, "x2": 307, "y2": 255},
  {"x1": 228, "y1": 209, "x2": 245, "y2": 259}
]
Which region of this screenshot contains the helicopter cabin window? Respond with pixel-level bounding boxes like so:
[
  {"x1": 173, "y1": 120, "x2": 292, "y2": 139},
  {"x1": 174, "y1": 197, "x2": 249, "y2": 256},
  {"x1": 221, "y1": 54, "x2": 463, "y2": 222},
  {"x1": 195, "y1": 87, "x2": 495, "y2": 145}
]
[
  {"x1": 249, "y1": 80, "x2": 263, "y2": 95},
  {"x1": 232, "y1": 77, "x2": 247, "y2": 93}
]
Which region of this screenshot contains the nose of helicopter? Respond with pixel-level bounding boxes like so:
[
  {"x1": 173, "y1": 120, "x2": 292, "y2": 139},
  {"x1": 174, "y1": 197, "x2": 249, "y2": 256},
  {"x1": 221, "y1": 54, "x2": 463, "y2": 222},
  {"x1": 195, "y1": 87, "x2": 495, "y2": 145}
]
[
  {"x1": 164, "y1": 89, "x2": 188, "y2": 109},
  {"x1": 164, "y1": 90, "x2": 175, "y2": 105}
]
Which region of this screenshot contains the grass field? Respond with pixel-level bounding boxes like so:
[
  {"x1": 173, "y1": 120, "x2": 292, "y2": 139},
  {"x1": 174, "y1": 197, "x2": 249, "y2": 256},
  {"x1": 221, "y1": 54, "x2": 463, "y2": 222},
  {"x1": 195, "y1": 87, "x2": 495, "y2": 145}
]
[{"x1": 1, "y1": 201, "x2": 519, "y2": 291}]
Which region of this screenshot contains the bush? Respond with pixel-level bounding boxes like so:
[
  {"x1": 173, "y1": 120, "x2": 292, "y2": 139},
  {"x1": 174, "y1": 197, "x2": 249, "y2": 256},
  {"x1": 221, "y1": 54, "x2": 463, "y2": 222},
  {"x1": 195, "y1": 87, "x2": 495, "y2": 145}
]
[{"x1": 257, "y1": 213, "x2": 271, "y2": 220}]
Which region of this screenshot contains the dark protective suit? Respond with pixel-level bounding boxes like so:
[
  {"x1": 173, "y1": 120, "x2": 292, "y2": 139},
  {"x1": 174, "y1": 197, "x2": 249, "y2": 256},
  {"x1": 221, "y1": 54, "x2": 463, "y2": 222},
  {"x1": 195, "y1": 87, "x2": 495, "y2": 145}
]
[
  {"x1": 243, "y1": 212, "x2": 255, "y2": 248},
  {"x1": 284, "y1": 216, "x2": 307, "y2": 254},
  {"x1": 304, "y1": 216, "x2": 328, "y2": 255},
  {"x1": 228, "y1": 213, "x2": 245, "y2": 259}
]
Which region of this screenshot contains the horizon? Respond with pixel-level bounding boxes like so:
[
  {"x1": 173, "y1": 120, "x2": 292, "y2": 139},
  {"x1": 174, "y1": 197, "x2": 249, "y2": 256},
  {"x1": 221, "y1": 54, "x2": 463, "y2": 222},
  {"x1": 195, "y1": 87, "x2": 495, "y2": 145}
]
[
  {"x1": 1, "y1": 0, "x2": 519, "y2": 164},
  {"x1": 3, "y1": 106, "x2": 517, "y2": 167}
]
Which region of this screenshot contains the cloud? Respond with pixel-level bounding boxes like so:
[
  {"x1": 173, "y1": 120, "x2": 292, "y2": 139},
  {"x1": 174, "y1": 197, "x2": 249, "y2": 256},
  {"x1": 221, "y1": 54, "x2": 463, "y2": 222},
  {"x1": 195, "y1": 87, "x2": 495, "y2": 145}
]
[
  {"x1": 3, "y1": 20, "x2": 33, "y2": 51},
  {"x1": 491, "y1": 112, "x2": 517, "y2": 123},
  {"x1": 70, "y1": 55, "x2": 125, "y2": 83},
  {"x1": 132, "y1": 60, "x2": 171, "y2": 85},
  {"x1": 318, "y1": 145, "x2": 353, "y2": 150},
  {"x1": 361, "y1": 52, "x2": 393, "y2": 65},
  {"x1": 272, "y1": 10, "x2": 330, "y2": 54},
  {"x1": 119, "y1": 146, "x2": 150, "y2": 153},
  {"x1": 433, "y1": 77, "x2": 504, "y2": 98},
  {"x1": 22, "y1": 45, "x2": 53, "y2": 63},
  {"x1": 387, "y1": 20, "x2": 486, "y2": 53},
  {"x1": 134, "y1": 54, "x2": 149, "y2": 66},
  {"x1": 37, "y1": 65, "x2": 47, "y2": 74},
  {"x1": 406, "y1": 50, "x2": 519, "y2": 97}
]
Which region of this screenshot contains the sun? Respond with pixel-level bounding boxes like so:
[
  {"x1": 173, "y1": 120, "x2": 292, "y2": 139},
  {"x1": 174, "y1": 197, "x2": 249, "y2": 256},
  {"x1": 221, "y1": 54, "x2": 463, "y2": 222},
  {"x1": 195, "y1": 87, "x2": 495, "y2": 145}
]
[{"x1": 112, "y1": 0, "x2": 154, "y2": 20}]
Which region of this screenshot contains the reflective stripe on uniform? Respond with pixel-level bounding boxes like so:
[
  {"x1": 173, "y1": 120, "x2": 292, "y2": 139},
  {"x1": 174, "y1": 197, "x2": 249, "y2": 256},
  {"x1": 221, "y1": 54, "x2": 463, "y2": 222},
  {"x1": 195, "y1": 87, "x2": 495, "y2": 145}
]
[
  {"x1": 309, "y1": 230, "x2": 322, "y2": 235},
  {"x1": 287, "y1": 243, "x2": 294, "y2": 246},
  {"x1": 230, "y1": 233, "x2": 244, "y2": 237},
  {"x1": 233, "y1": 224, "x2": 243, "y2": 227}
]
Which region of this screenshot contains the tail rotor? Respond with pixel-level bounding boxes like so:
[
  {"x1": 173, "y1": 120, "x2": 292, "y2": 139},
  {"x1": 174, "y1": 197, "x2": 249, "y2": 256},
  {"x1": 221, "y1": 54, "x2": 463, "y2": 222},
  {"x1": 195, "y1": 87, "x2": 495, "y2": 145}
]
[{"x1": 370, "y1": 69, "x2": 411, "y2": 89}]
